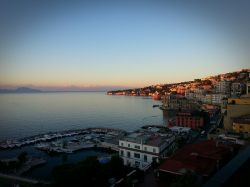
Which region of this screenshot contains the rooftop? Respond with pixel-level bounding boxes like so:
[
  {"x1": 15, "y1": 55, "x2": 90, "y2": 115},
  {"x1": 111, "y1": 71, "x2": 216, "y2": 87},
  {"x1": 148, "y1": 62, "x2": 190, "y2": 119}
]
[
  {"x1": 232, "y1": 114, "x2": 250, "y2": 125},
  {"x1": 122, "y1": 132, "x2": 172, "y2": 147},
  {"x1": 176, "y1": 110, "x2": 206, "y2": 117},
  {"x1": 159, "y1": 140, "x2": 239, "y2": 177}
]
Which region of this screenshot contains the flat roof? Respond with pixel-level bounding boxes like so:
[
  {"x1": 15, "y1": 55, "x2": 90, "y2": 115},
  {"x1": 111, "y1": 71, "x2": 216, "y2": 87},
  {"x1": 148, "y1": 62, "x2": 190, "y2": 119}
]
[
  {"x1": 232, "y1": 114, "x2": 250, "y2": 125},
  {"x1": 159, "y1": 140, "x2": 239, "y2": 177},
  {"x1": 122, "y1": 132, "x2": 171, "y2": 147},
  {"x1": 170, "y1": 126, "x2": 191, "y2": 131}
]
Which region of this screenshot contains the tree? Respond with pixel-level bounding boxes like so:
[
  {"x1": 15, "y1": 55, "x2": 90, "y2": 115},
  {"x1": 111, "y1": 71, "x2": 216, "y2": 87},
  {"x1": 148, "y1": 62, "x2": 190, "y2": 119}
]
[{"x1": 17, "y1": 151, "x2": 28, "y2": 164}]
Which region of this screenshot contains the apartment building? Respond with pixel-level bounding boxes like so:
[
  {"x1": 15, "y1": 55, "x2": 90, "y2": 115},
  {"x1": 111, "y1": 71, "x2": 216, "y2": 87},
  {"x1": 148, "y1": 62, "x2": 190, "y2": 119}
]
[
  {"x1": 215, "y1": 80, "x2": 231, "y2": 94},
  {"x1": 119, "y1": 132, "x2": 175, "y2": 170}
]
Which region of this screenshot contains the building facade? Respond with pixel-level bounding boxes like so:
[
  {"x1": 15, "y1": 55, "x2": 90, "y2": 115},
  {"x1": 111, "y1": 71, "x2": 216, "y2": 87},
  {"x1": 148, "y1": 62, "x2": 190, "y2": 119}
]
[
  {"x1": 175, "y1": 110, "x2": 206, "y2": 129},
  {"x1": 231, "y1": 82, "x2": 245, "y2": 97},
  {"x1": 211, "y1": 94, "x2": 227, "y2": 105},
  {"x1": 232, "y1": 114, "x2": 250, "y2": 134},
  {"x1": 162, "y1": 94, "x2": 200, "y2": 110},
  {"x1": 215, "y1": 80, "x2": 231, "y2": 94},
  {"x1": 223, "y1": 97, "x2": 250, "y2": 130},
  {"x1": 247, "y1": 82, "x2": 250, "y2": 95},
  {"x1": 119, "y1": 132, "x2": 175, "y2": 170}
]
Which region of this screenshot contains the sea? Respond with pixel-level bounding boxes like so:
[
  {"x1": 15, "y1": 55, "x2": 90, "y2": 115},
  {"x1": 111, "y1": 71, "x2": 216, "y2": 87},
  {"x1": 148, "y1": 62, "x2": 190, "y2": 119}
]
[
  {"x1": 0, "y1": 92, "x2": 174, "y2": 180},
  {"x1": 0, "y1": 92, "x2": 171, "y2": 140}
]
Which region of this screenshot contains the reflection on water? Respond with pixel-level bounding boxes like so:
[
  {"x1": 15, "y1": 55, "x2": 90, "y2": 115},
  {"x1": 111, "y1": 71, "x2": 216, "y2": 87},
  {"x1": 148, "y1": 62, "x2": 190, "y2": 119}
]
[
  {"x1": 0, "y1": 92, "x2": 165, "y2": 140},
  {"x1": 0, "y1": 92, "x2": 173, "y2": 180}
]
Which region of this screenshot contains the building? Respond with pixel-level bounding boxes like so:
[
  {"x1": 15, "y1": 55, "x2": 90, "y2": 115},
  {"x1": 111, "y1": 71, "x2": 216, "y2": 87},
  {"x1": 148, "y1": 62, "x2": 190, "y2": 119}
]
[
  {"x1": 158, "y1": 140, "x2": 239, "y2": 179},
  {"x1": 162, "y1": 93, "x2": 200, "y2": 111},
  {"x1": 175, "y1": 110, "x2": 207, "y2": 129},
  {"x1": 232, "y1": 114, "x2": 250, "y2": 134},
  {"x1": 215, "y1": 80, "x2": 231, "y2": 94},
  {"x1": 223, "y1": 96, "x2": 250, "y2": 130},
  {"x1": 119, "y1": 132, "x2": 175, "y2": 170},
  {"x1": 201, "y1": 105, "x2": 220, "y2": 124},
  {"x1": 169, "y1": 126, "x2": 191, "y2": 134},
  {"x1": 185, "y1": 88, "x2": 206, "y2": 102},
  {"x1": 207, "y1": 128, "x2": 245, "y2": 145},
  {"x1": 231, "y1": 82, "x2": 245, "y2": 97},
  {"x1": 247, "y1": 82, "x2": 250, "y2": 95},
  {"x1": 211, "y1": 94, "x2": 227, "y2": 105},
  {"x1": 185, "y1": 91, "x2": 195, "y2": 100},
  {"x1": 203, "y1": 94, "x2": 212, "y2": 104},
  {"x1": 203, "y1": 94, "x2": 227, "y2": 105}
]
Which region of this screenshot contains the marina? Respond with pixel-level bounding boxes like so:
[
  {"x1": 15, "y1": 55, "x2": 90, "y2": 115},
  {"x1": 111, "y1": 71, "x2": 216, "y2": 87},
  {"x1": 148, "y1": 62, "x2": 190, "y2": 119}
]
[{"x1": 0, "y1": 128, "x2": 126, "y2": 154}]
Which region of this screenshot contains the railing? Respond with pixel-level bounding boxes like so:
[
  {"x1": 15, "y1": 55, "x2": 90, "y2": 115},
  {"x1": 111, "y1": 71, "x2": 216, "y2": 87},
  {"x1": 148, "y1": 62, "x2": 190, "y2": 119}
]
[
  {"x1": 141, "y1": 163, "x2": 151, "y2": 171},
  {"x1": 111, "y1": 169, "x2": 137, "y2": 187},
  {"x1": 0, "y1": 173, "x2": 51, "y2": 185}
]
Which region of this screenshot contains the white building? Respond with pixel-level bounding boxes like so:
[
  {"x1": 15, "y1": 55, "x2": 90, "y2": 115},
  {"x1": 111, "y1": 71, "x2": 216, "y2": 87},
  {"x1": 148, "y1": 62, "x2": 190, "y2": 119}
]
[
  {"x1": 185, "y1": 91, "x2": 195, "y2": 100},
  {"x1": 203, "y1": 94, "x2": 212, "y2": 104},
  {"x1": 211, "y1": 94, "x2": 227, "y2": 104},
  {"x1": 185, "y1": 89, "x2": 205, "y2": 102},
  {"x1": 169, "y1": 126, "x2": 191, "y2": 134},
  {"x1": 203, "y1": 94, "x2": 227, "y2": 105},
  {"x1": 215, "y1": 80, "x2": 231, "y2": 94},
  {"x1": 119, "y1": 132, "x2": 175, "y2": 170}
]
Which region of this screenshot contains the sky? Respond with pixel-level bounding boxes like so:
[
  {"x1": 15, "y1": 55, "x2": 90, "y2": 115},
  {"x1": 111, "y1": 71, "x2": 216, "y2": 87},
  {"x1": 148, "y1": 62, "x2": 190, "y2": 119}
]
[{"x1": 0, "y1": 1, "x2": 249, "y2": 91}]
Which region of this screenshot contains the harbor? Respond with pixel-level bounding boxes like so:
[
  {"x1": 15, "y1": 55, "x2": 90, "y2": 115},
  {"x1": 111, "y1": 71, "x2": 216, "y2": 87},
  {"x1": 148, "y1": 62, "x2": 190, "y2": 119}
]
[
  {"x1": 0, "y1": 128, "x2": 126, "y2": 152},
  {"x1": 0, "y1": 127, "x2": 127, "y2": 180},
  {"x1": 33, "y1": 128, "x2": 125, "y2": 154}
]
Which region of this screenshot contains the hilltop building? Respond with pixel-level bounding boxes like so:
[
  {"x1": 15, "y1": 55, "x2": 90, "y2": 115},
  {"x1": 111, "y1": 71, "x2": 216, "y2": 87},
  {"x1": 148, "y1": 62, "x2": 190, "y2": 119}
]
[
  {"x1": 202, "y1": 94, "x2": 227, "y2": 105},
  {"x1": 215, "y1": 80, "x2": 231, "y2": 95},
  {"x1": 119, "y1": 132, "x2": 175, "y2": 170},
  {"x1": 211, "y1": 94, "x2": 227, "y2": 105}
]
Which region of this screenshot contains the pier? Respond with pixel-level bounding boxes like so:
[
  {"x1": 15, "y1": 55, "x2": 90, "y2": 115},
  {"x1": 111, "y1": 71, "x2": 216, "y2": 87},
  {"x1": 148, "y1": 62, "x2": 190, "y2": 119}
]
[{"x1": 0, "y1": 127, "x2": 126, "y2": 150}]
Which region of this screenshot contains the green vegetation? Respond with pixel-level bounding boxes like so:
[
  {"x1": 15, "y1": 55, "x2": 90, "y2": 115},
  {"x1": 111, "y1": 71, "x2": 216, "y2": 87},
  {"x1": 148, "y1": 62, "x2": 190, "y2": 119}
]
[
  {"x1": 0, "y1": 151, "x2": 28, "y2": 172},
  {"x1": 52, "y1": 155, "x2": 131, "y2": 187},
  {"x1": 18, "y1": 151, "x2": 28, "y2": 163}
]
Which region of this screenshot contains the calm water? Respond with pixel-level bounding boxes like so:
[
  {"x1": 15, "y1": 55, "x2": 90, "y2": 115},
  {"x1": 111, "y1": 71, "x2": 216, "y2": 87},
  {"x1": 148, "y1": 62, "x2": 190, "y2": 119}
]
[
  {"x1": 0, "y1": 92, "x2": 167, "y2": 140},
  {"x1": 0, "y1": 92, "x2": 175, "y2": 180}
]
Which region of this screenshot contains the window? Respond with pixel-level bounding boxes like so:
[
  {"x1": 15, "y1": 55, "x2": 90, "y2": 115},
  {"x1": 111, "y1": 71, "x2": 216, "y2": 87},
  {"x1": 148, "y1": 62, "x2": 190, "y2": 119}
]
[
  {"x1": 121, "y1": 142, "x2": 123, "y2": 146},
  {"x1": 134, "y1": 153, "x2": 140, "y2": 158},
  {"x1": 128, "y1": 144, "x2": 130, "y2": 148},
  {"x1": 127, "y1": 151, "x2": 131, "y2": 158},
  {"x1": 144, "y1": 155, "x2": 147, "y2": 162},
  {"x1": 135, "y1": 161, "x2": 140, "y2": 168},
  {"x1": 120, "y1": 150, "x2": 124, "y2": 156},
  {"x1": 134, "y1": 145, "x2": 140, "y2": 149},
  {"x1": 127, "y1": 160, "x2": 131, "y2": 167},
  {"x1": 153, "y1": 148, "x2": 156, "y2": 153},
  {"x1": 144, "y1": 147, "x2": 147, "y2": 151}
]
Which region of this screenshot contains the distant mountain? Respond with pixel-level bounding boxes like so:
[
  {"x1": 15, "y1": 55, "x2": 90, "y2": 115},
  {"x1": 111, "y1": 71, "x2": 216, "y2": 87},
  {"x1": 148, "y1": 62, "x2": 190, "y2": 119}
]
[{"x1": 0, "y1": 87, "x2": 42, "y2": 93}]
